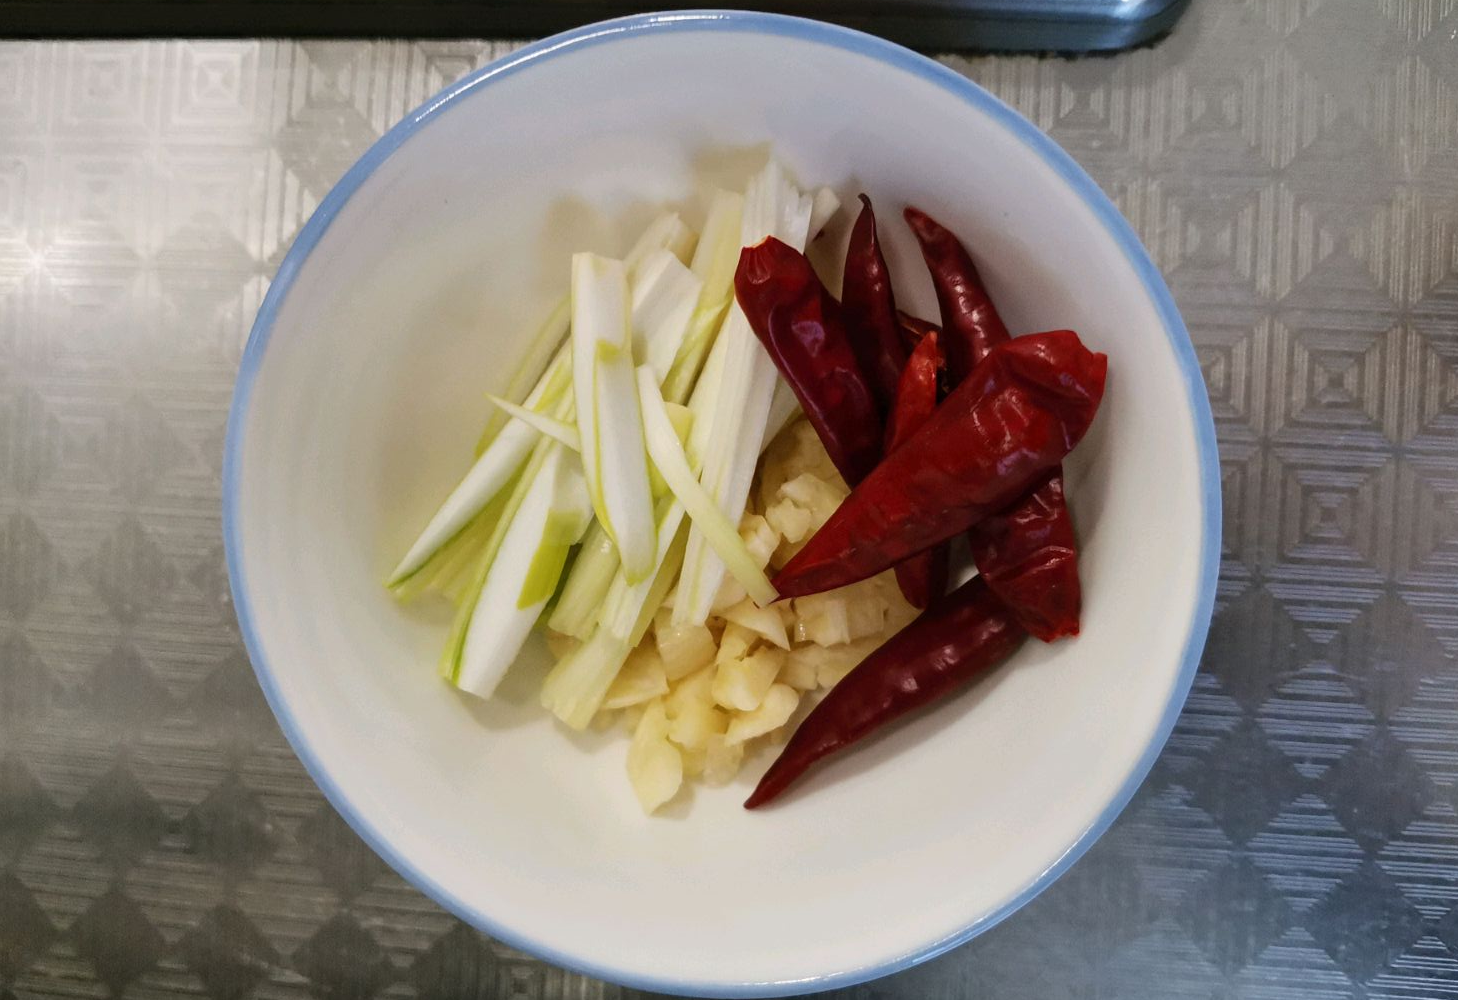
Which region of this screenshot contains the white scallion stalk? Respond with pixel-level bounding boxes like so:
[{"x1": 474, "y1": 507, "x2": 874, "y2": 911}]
[
  {"x1": 473, "y1": 300, "x2": 570, "y2": 456},
  {"x1": 625, "y1": 524, "x2": 687, "y2": 647},
  {"x1": 440, "y1": 388, "x2": 575, "y2": 678},
  {"x1": 631, "y1": 249, "x2": 704, "y2": 384},
  {"x1": 592, "y1": 339, "x2": 657, "y2": 582},
  {"x1": 389, "y1": 346, "x2": 572, "y2": 589},
  {"x1": 808, "y1": 186, "x2": 842, "y2": 239},
  {"x1": 401, "y1": 211, "x2": 699, "y2": 593},
  {"x1": 674, "y1": 161, "x2": 814, "y2": 625},
  {"x1": 570, "y1": 253, "x2": 624, "y2": 523},
  {"x1": 386, "y1": 491, "x2": 505, "y2": 605},
  {"x1": 573, "y1": 253, "x2": 658, "y2": 583},
  {"x1": 453, "y1": 444, "x2": 593, "y2": 697},
  {"x1": 661, "y1": 190, "x2": 744, "y2": 404},
  {"x1": 538, "y1": 366, "x2": 789, "y2": 728},
  {"x1": 540, "y1": 524, "x2": 688, "y2": 729},
  {"x1": 689, "y1": 190, "x2": 746, "y2": 308},
  {"x1": 636, "y1": 366, "x2": 776, "y2": 606},
  {"x1": 486, "y1": 394, "x2": 580, "y2": 451},
  {"x1": 599, "y1": 497, "x2": 685, "y2": 638},
  {"x1": 547, "y1": 234, "x2": 714, "y2": 625},
  {"x1": 663, "y1": 401, "x2": 695, "y2": 451},
  {"x1": 765, "y1": 378, "x2": 801, "y2": 448},
  {"x1": 630, "y1": 212, "x2": 697, "y2": 274},
  {"x1": 546, "y1": 401, "x2": 691, "y2": 640},
  {"x1": 541, "y1": 627, "x2": 632, "y2": 728},
  {"x1": 475, "y1": 212, "x2": 696, "y2": 454},
  {"x1": 545, "y1": 521, "x2": 616, "y2": 639},
  {"x1": 685, "y1": 323, "x2": 729, "y2": 463}
]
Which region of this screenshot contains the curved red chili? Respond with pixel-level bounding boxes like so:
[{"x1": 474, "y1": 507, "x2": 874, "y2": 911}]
[
  {"x1": 745, "y1": 575, "x2": 1025, "y2": 808},
  {"x1": 905, "y1": 206, "x2": 1083, "y2": 641},
  {"x1": 883, "y1": 329, "x2": 942, "y2": 454},
  {"x1": 896, "y1": 311, "x2": 940, "y2": 354},
  {"x1": 772, "y1": 330, "x2": 1107, "y2": 599},
  {"x1": 841, "y1": 196, "x2": 907, "y2": 413},
  {"x1": 885, "y1": 331, "x2": 948, "y2": 608},
  {"x1": 735, "y1": 237, "x2": 883, "y2": 486},
  {"x1": 967, "y1": 473, "x2": 1080, "y2": 640},
  {"x1": 903, "y1": 206, "x2": 1010, "y2": 384}
]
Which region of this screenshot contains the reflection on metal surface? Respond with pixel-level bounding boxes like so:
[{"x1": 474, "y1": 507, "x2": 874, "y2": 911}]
[{"x1": 2, "y1": 0, "x2": 1458, "y2": 995}]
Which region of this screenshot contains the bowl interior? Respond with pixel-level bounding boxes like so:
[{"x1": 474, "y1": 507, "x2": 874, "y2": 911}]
[{"x1": 229, "y1": 17, "x2": 1214, "y2": 995}]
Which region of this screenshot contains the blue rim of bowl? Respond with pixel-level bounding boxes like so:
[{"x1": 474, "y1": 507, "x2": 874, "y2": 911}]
[{"x1": 224, "y1": 10, "x2": 1220, "y2": 998}]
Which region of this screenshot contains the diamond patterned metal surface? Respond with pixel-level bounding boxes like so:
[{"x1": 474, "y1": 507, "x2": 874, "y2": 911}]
[
  {"x1": 177, "y1": 905, "x2": 280, "y2": 1000},
  {"x1": 298, "y1": 802, "x2": 386, "y2": 901},
  {"x1": 0, "y1": 2, "x2": 1456, "y2": 996},
  {"x1": 1307, "y1": 861, "x2": 1428, "y2": 982},
  {"x1": 410, "y1": 922, "x2": 500, "y2": 1000},
  {"x1": 181, "y1": 774, "x2": 276, "y2": 874},
  {"x1": 71, "y1": 886, "x2": 167, "y2": 994},
  {"x1": 1178, "y1": 857, "x2": 1293, "y2": 975},
  {"x1": 72, "y1": 757, "x2": 168, "y2": 867},
  {"x1": 0, "y1": 873, "x2": 56, "y2": 983},
  {"x1": 0, "y1": 756, "x2": 56, "y2": 863},
  {"x1": 293, "y1": 914, "x2": 394, "y2": 1000}
]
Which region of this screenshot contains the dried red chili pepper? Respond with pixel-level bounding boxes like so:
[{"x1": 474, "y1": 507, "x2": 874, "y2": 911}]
[
  {"x1": 735, "y1": 237, "x2": 883, "y2": 486},
  {"x1": 885, "y1": 331, "x2": 948, "y2": 608},
  {"x1": 745, "y1": 575, "x2": 1025, "y2": 808},
  {"x1": 884, "y1": 329, "x2": 943, "y2": 451},
  {"x1": 841, "y1": 196, "x2": 907, "y2": 413},
  {"x1": 741, "y1": 236, "x2": 947, "y2": 607},
  {"x1": 966, "y1": 473, "x2": 1080, "y2": 640},
  {"x1": 903, "y1": 206, "x2": 1010, "y2": 384},
  {"x1": 904, "y1": 206, "x2": 1083, "y2": 641},
  {"x1": 841, "y1": 196, "x2": 950, "y2": 608},
  {"x1": 772, "y1": 330, "x2": 1107, "y2": 599},
  {"x1": 896, "y1": 311, "x2": 940, "y2": 353}
]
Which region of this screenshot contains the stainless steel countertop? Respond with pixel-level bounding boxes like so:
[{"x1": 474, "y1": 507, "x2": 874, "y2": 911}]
[{"x1": 3, "y1": 1, "x2": 1457, "y2": 996}]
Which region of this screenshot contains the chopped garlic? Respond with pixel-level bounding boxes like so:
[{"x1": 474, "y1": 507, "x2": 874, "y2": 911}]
[
  {"x1": 627, "y1": 700, "x2": 682, "y2": 813},
  {"x1": 713, "y1": 647, "x2": 785, "y2": 712},
  {"x1": 726, "y1": 684, "x2": 800, "y2": 743}
]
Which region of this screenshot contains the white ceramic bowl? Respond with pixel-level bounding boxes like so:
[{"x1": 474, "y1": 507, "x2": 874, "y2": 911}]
[{"x1": 225, "y1": 12, "x2": 1218, "y2": 997}]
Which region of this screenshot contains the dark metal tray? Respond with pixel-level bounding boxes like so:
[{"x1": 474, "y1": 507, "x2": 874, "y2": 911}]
[{"x1": 0, "y1": 0, "x2": 1192, "y2": 51}]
